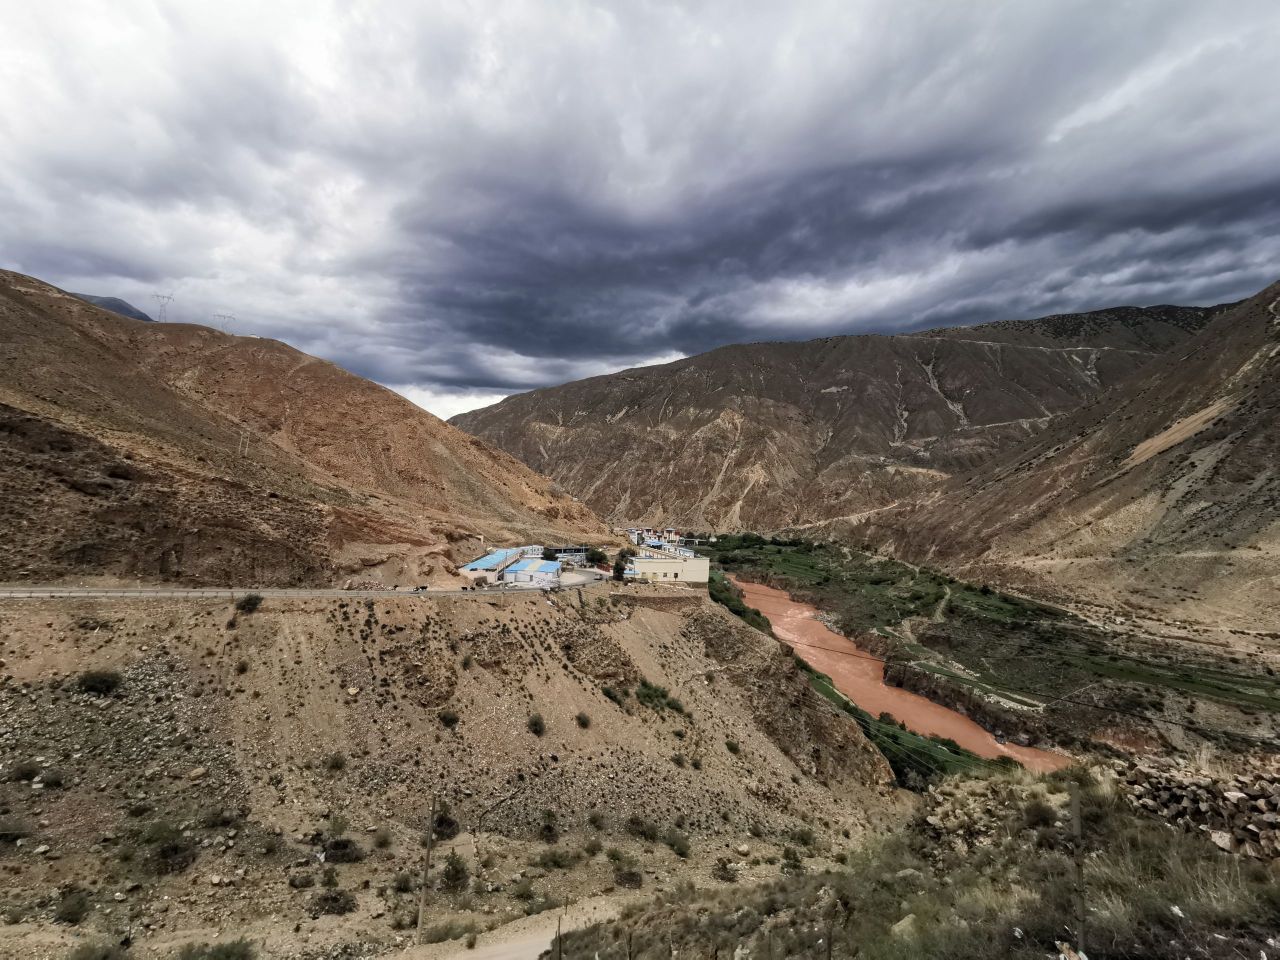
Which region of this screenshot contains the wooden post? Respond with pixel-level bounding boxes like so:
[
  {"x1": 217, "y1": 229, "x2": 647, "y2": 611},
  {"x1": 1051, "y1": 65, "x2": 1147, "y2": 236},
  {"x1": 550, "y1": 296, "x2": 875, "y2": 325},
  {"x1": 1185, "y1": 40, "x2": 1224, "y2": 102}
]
[
  {"x1": 1071, "y1": 780, "x2": 1086, "y2": 956},
  {"x1": 557, "y1": 915, "x2": 563, "y2": 960},
  {"x1": 416, "y1": 794, "x2": 437, "y2": 944}
]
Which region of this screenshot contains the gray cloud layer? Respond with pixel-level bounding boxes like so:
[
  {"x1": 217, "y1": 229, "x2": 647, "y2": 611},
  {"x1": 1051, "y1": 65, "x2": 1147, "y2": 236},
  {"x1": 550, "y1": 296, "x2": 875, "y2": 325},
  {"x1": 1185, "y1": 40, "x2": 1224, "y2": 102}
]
[{"x1": 2, "y1": 1, "x2": 1279, "y2": 417}]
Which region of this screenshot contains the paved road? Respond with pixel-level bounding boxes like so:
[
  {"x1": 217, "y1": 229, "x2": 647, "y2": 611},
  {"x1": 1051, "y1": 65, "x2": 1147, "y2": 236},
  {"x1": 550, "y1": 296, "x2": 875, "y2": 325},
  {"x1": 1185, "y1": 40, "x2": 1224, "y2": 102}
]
[{"x1": 0, "y1": 573, "x2": 608, "y2": 601}]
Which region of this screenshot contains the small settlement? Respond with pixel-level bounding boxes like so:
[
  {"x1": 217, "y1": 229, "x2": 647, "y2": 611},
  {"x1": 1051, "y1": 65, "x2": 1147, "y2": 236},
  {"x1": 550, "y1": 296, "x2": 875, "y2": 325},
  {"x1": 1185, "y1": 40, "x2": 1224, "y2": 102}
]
[
  {"x1": 622, "y1": 527, "x2": 710, "y2": 583},
  {"x1": 458, "y1": 545, "x2": 566, "y2": 588}
]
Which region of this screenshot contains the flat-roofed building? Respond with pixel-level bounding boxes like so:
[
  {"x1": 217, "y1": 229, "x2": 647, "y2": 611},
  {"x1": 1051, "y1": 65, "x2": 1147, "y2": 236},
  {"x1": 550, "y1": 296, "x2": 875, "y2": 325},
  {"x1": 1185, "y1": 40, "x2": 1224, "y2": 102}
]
[
  {"x1": 623, "y1": 543, "x2": 709, "y2": 583},
  {"x1": 504, "y1": 558, "x2": 562, "y2": 587}
]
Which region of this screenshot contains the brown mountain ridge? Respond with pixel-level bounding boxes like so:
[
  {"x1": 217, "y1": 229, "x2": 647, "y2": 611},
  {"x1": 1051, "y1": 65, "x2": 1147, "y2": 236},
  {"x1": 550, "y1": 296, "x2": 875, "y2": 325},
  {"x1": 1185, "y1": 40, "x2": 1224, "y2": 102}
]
[
  {"x1": 453, "y1": 301, "x2": 1231, "y2": 532},
  {"x1": 0, "y1": 270, "x2": 605, "y2": 586}
]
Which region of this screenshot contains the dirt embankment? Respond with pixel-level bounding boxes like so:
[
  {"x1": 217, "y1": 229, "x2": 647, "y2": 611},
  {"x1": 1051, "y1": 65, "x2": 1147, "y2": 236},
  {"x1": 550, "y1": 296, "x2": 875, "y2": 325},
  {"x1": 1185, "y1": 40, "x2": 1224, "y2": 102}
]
[{"x1": 0, "y1": 588, "x2": 898, "y2": 958}]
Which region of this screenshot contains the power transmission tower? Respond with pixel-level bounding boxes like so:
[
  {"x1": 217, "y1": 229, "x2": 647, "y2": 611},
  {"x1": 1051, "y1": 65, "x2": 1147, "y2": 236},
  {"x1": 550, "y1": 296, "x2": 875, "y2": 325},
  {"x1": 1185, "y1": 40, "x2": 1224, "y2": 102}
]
[
  {"x1": 213, "y1": 312, "x2": 235, "y2": 333},
  {"x1": 151, "y1": 293, "x2": 174, "y2": 321}
]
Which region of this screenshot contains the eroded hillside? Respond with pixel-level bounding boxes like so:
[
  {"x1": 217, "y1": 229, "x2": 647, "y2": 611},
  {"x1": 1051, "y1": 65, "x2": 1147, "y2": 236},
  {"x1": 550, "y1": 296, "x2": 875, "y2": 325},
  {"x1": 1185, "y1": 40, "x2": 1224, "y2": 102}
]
[
  {"x1": 0, "y1": 270, "x2": 605, "y2": 587},
  {"x1": 845, "y1": 283, "x2": 1280, "y2": 631},
  {"x1": 0, "y1": 585, "x2": 896, "y2": 959},
  {"x1": 452, "y1": 304, "x2": 1226, "y2": 531}
]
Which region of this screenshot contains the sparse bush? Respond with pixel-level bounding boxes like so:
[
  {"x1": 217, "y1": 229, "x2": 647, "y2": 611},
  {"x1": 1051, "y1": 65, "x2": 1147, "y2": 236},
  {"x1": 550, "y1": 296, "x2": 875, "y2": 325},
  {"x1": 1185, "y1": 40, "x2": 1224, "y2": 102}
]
[
  {"x1": 234, "y1": 593, "x2": 263, "y2": 614},
  {"x1": 421, "y1": 919, "x2": 479, "y2": 944},
  {"x1": 1023, "y1": 798, "x2": 1057, "y2": 829},
  {"x1": 587, "y1": 811, "x2": 606, "y2": 831},
  {"x1": 67, "y1": 944, "x2": 128, "y2": 960},
  {"x1": 287, "y1": 873, "x2": 315, "y2": 889},
  {"x1": 0, "y1": 817, "x2": 31, "y2": 844},
  {"x1": 235, "y1": 659, "x2": 249, "y2": 675},
  {"x1": 8, "y1": 760, "x2": 40, "y2": 782},
  {"x1": 602, "y1": 686, "x2": 626, "y2": 706},
  {"x1": 374, "y1": 826, "x2": 392, "y2": 849},
  {"x1": 725, "y1": 739, "x2": 740, "y2": 755},
  {"x1": 141, "y1": 821, "x2": 198, "y2": 874},
  {"x1": 625, "y1": 815, "x2": 659, "y2": 843},
  {"x1": 583, "y1": 837, "x2": 603, "y2": 857},
  {"x1": 78, "y1": 670, "x2": 122, "y2": 696},
  {"x1": 176, "y1": 941, "x2": 256, "y2": 960},
  {"x1": 712, "y1": 858, "x2": 738, "y2": 882},
  {"x1": 432, "y1": 801, "x2": 460, "y2": 840},
  {"x1": 391, "y1": 871, "x2": 415, "y2": 893},
  {"x1": 440, "y1": 851, "x2": 470, "y2": 893},
  {"x1": 324, "y1": 752, "x2": 347, "y2": 772},
  {"x1": 527, "y1": 713, "x2": 546, "y2": 736},
  {"x1": 534, "y1": 848, "x2": 580, "y2": 870},
  {"x1": 671, "y1": 753, "x2": 686, "y2": 768},
  {"x1": 311, "y1": 889, "x2": 356, "y2": 915},
  {"x1": 664, "y1": 828, "x2": 691, "y2": 858},
  {"x1": 539, "y1": 809, "x2": 560, "y2": 844},
  {"x1": 576, "y1": 712, "x2": 591, "y2": 728},
  {"x1": 323, "y1": 837, "x2": 364, "y2": 863},
  {"x1": 780, "y1": 846, "x2": 804, "y2": 875},
  {"x1": 55, "y1": 889, "x2": 91, "y2": 924},
  {"x1": 439, "y1": 709, "x2": 460, "y2": 728}
]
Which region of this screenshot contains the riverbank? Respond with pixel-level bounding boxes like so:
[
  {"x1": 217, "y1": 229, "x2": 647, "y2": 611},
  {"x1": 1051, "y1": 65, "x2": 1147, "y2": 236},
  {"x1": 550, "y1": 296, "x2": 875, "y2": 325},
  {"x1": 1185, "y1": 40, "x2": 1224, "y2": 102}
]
[{"x1": 732, "y1": 577, "x2": 1070, "y2": 772}]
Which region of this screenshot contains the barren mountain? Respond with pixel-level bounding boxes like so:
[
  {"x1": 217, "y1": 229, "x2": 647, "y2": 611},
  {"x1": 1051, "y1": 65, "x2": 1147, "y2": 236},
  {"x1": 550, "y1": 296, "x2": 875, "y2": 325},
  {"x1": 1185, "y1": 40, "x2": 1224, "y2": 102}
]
[
  {"x1": 70, "y1": 293, "x2": 154, "y2": 322},
  {"x1": 453, "y1": 303, "x2": 1227, "y2": 531},
  {"x1": 0, "y1": 270, "x2": 604, "y2": 587},
  {"x1": 843, "y1": 282, "x2": 1280, "y2": 630}
]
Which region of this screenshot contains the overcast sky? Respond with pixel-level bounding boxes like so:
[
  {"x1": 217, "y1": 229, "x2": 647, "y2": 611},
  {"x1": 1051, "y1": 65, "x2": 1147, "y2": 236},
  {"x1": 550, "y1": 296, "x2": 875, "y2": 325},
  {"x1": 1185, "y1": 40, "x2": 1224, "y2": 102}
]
[{"x1": 3, "y1": 2, "x2": 1279, "y2": 419}]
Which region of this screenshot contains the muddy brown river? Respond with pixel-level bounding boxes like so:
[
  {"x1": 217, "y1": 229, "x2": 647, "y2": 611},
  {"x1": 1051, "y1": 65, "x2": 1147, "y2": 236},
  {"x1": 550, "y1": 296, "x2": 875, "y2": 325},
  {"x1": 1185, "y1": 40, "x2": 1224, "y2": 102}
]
[{"x1": 733, "y1": 578, "x2": 1071, "y2": 773}]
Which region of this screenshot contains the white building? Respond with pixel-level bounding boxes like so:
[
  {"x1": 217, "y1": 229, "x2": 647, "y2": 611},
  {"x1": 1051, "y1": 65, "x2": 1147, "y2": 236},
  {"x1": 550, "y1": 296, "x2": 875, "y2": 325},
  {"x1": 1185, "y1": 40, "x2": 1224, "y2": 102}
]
[{"x1": 623, "y1": 543, "x2": 709, "y2": 583}]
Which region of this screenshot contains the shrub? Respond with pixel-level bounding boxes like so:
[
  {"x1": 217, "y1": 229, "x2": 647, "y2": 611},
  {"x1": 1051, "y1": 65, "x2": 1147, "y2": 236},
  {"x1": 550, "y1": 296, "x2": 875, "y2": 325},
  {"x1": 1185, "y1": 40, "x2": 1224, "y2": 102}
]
[
  {"x1": 8, "y1": 760, "x2": 41, "y2": 782},
  {"x1": 41, "y1": 768, "x2": 65, "y2": 789},
  {"x1": 432, "y1": 802, "x2": 460, "y2": 840},
  {"x1": 176, "y1": 941, "x2": 256, "y2": 960},
  {"x1": 576, "y1": 712, "x2": 591, "y2": 729},
  {"x1": 438, "y1": 709, "x2": 460, "y2": 728},
  {"x1": 534, "y1": 848, "x2": 580, "y2": 870},
  {"x1": 234, "y1": 593, "x2": 263, "y2": 614},
  {"x1": 323, "y1": 837, "x2": 364, "y2": 863},
  {"x1": 287, "y1": 873, "x2": 315, "y2": 889},
  {"x1": 613, "y1": 858, "x2": 643, "y2": 888},
  {"x1": 1023, "y1": 798, "x2": 1057, "y2": 829},
  {"x1": 421, "y1": 919, "x2": 478, "y2": 944},
  {"x1": 374, "y1": 826, "x2": 392, "y2": 849},
  {"x1": 725, "y1": 740, "x2": 741, "y2": 755},
  {"x1": 602, "y1": 686, "x2": 626, "y2": 706},
  {"x1": 78, "y1": 670, "x2": 122, "y2": 696},
  {"x1": 539, "y1": 810, "x2": 559, "y2": 844},
  {"x1": 440, "y1": 851, "x2": 470, "y2": 893},
  {"x1": 141, "y1": 822, "x2": 198, "y2": 874},
  {"x1": 235, "y1": 659, "x2": 249, "y2": 675},
  {"x1": 583, "y1": 837, "x2": 603, "y2": 857},
  {"x1": 780, "y1": 846, "x2": 804, "y2": 875},
  {"x1": 527, "y1": 713, "x2": 546, "y2": 736},
  {"x1": 324, "y1": 752, "x2": 347, "y2": 772},
  {"x1": 625, "y1": 815, "x2": 659, "y2": 843},
  {"x1": 671, "y1": 753, "x2": 686, "y2": 768},
  {"x1": 391, "y1": 871, "x2": 415, "y2": 893},
  {"x1": 311, "y1": 889, "x2": 356, "y2": 915},
  {"x1": 67, "y1": 945, "x2": 128, "y2": 960},
  {"x1": 712, "y1": 858, "x2": 739, "y2": 882},
  {"x1": 55, "y1": 889, "x2": 91, "y2": 924},
  {"x1": 587, "y1": 811, "x2": 606, "y2": 831},
  {"x1": 664, "y1": 828, "x2": 691, "y2": 858},
  {"x1": 0, "y1": 817, "x2": 31, "y2": 844}
]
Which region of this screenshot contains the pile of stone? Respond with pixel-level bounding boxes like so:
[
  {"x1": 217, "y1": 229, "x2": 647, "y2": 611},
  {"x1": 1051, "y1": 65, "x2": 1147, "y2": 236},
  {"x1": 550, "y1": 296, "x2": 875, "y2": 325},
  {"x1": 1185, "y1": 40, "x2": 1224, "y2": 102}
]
[{"x1": 1120, "y1": 760, "x2": 1280, "y2": 859}]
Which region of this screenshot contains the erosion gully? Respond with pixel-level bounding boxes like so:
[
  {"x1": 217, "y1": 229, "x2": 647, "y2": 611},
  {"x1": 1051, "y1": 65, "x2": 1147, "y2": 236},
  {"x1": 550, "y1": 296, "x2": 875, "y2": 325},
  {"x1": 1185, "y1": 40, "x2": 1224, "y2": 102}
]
[{"x1": 732, "y1": 577, "x2": 1071, "y2": 773}]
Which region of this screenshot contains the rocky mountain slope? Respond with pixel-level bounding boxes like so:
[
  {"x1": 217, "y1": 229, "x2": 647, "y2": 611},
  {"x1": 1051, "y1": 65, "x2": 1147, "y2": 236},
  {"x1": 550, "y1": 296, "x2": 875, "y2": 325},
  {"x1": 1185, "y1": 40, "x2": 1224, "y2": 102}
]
[
  {"x1": 452, "y1": 303, "x2": 1226, "y2": 531},
  {"x1": 844, "y1": 282, "x2": 1280, "y2": 630},
  {"x1": 0, "y1": 270, "x2": 604, "y2": 587},
  {"x1": 0, "y1": 585, "x2": 895, "y2": 958}
]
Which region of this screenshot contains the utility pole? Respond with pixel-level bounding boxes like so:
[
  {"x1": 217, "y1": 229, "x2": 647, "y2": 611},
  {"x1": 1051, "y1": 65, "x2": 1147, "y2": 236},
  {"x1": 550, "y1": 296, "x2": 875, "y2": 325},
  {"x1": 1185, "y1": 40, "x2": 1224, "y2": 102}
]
[
  {"x1": 151, "y1": 293, "x2": 174, "y2": 322},
  {"x1": 416, "y1": 794, "x2": 437, "y2": 944},
  {"x1": 556, "y1": 915, "x2": 563, "y2": 960},
  {"x1": 1071, "y1": 779, "x2": 1086, "y2": 957}
]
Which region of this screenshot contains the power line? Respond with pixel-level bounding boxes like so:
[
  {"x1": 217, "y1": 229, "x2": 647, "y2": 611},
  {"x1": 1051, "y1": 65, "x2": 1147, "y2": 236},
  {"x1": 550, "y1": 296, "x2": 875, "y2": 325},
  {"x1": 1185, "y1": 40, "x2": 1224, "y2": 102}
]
[{"x1": 213, "y1": 312, "x2": 235, "y2": 333}]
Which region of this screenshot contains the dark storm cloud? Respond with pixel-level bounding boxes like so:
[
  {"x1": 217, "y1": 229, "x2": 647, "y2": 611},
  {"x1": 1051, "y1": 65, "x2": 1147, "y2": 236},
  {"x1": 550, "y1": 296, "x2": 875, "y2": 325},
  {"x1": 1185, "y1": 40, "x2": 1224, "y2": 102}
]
[{"x1": 2, "y1": 1, "x2": 1279, "y2": 416}]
